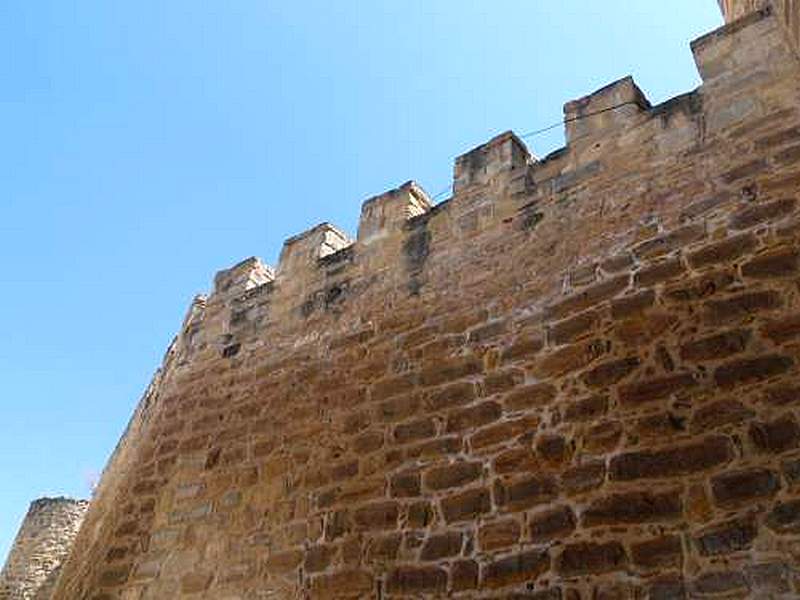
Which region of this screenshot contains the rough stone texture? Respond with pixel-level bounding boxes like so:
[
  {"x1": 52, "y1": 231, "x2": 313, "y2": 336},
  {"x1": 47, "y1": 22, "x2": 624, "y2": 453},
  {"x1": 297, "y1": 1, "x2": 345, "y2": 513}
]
[
  {"x1": 2, "y1": 2, "x2": 798, "y2": 598},
  {"x1": 0, "y1": 498, "x2": 88, "y2": 600},
  {"x1": 721, "y1": 0, "x2": 800, "y2": 57}
]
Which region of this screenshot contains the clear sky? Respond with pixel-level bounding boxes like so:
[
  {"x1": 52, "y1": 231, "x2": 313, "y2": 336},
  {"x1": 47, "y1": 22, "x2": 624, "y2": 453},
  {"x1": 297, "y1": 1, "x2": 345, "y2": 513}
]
[{"x1": 0, "y1": 1, "x2": 721, "y2": 560}]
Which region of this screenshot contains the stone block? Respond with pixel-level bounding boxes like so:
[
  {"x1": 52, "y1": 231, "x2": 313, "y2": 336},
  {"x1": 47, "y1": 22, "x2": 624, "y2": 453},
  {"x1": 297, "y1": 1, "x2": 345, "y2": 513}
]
[
  {"x1": 711, "y1": 467, "x2": 780, "y2": 507},
  {"x1": 583, "y1": 490, "x2": 682, "y2": 526},
  {"x1": 357, "y1": 181, "x2": 431, "y2": 244},
  {"x1": 481, "y1": 549, "x2": 551, "y2": 590},
  {"x1": 556, "y1": 542, "x2": 627, "y2": 576},
  {"x1": 386, "y1": 566, "x2": 447, "y2": 595},
  {"x1": 610, "y1": 436, "x2": 733, "y2": 481}
]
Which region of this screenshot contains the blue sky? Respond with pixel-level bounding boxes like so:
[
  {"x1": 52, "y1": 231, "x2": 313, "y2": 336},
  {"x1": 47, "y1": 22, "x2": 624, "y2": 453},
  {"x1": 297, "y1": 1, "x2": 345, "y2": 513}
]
[{"x1": 0, "y1": 1, "x2": 721, "y2": 559}]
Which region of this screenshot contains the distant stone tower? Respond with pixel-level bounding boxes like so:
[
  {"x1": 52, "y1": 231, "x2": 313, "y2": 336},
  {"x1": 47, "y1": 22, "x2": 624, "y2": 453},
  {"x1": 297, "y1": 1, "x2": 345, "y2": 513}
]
[{"x1": 0, "y1": 498, "x2": 88, "y2": 600}]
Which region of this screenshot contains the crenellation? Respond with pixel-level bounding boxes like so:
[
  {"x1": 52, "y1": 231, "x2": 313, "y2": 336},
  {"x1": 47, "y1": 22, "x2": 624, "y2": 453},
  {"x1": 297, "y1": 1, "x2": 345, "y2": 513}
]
[
  {"x1": 212, "y1": 256, "x2": 274, "y2": 296},
  {"x1": 202, "y1": 10, "x2": 793, "y2": 333},
  {"x1": 357, "y1": 181, "x2": 432, "y2": 245},
  {"x1": 277, "y1": 222, "x2": 353, "y2": 279},
  {"x1": 563, "y1": 76, "x2": 651, "y2": 145},
  {"x1": 453, "y1": 130, "x2": 532, "y2": 195}
]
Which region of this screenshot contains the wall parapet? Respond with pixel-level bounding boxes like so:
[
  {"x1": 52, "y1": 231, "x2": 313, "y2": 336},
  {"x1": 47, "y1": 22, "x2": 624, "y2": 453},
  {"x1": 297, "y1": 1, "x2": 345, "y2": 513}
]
[{"x1": 191, "y1": 4, "x2": 793, "y2": 340}]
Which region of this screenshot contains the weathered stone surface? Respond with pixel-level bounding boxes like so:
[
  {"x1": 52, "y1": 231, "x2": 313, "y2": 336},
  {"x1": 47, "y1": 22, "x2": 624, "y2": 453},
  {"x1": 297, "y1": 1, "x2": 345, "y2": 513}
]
[
  {"x1": 446, "y1": 401, "x2": 502, "y2": 432},
  {"x1": 688, "y1": 233, "x2": 758, "y2": 268},
  {"x1": 441, "y1": 488, "x2": 492, "y2": 523},
  {"x1": 703, "y1": 290, "x2": 782, "y2": 324},
  {"x1": 610, "y1": 436, "x2": 733, "y2": 480},
  {"x1": 494, "y1": 475, "x2": 559, "y2": 512},
  {"x1": 691, "y1": 398, "x2": 754, "y2": 431},
  {"x1": 765, "y1": 499, "x2": 800, "y2": 533},
  {"x1": 647, "y1": 576, "x2": 687, "y2": 600},
  {"x1": 503, "y1": 382, "x2": 557, "y2": 412},
  {"x1": 563, "y1": 394, "x2": 608, "y2": 422},
  {"x1": 532, "y1": 339, "x2": 608, "y2": 378},
  {"x1": 714, "y1": 354, "x2": 793, "y2": 387},
  {"x1": 634, "y1": 258, "x2": 686, "y2": 287},
  {"x1": 582, "y1": 357, "x2": 640, "y2": 388},
  {"x1": 633, "y1": 224, "x2": 705, "y2": 259},
  {"x1": 762, "y1": 314, "x2": 800, "y2": 344},
  {"x1": 478, "y1": 519, "x2": 520, "y2": 552},
  {"x1": 310, "y1": 569, "x2": 374, "y2": 598},
  {"x1": 353, "y1": 501, "x2": 399, "y2": 531},
  {"x1": 745, "y1": 561, "x2": 791, "y2": 594},
  {"x1": 611, "y1": 290, "x2": 655, "y2": 319},
  {"x1": 481, "y1": 549, "x2": 550, "y2": 589},
  {"x1": 711, "y1": 468, "x2": 780, "y2": 507},
  {"x1": 0, "y1": 499, "x2": 89, "y2": 600},
  {"x1": 741, "y1": 249, "x2": 799, "y2": 278},
  {"x1": 549, "y1": 310, "x2": 600, "y2": 345},
  {"x1": 695, "y1": 515, "x2": 757, "y2": 555},
  {"x1": 583, "y1": 490, "x2": 682, "y2": 526},
  {"x1": 679, "y1": 330, "x2": 750, "y2": 362},
  {"x1": 423, "y1": 461, "x2": 483, "y2": 491},
  {"x1": 618, "y1": 373, "x2": 697, "y2": 407},
  {"x1": 528, "y1": 506, "x2": 576, "y2": 543},
  {"x1": 730, "y1": 197, "x2": 796, "y2": 230},
  {"x1": 693, "y1": 570, "x2": 749, "y2": 596},
  {"x1": 33, "y1": 7, "x2": 800, "y2": 600},
  {"x1": 469, "y1": 415, "x2": 539, "y2": 450},
  {"x1": 556, "y1": 542, "x2": 627, "y2": 576},
  {"x1": 545, "y1": 276, "x2": 629, "y2": 320},
  {"x1": 750, "y1": 415, "x2": 800, "y2": 454},
  {"x1": 420, "y1": 531, "x2": 463, "y2": 561},
  {"x1": 631, "y1": 535, "x2": 682, "y2": 570},
  {"x1": 451, "y1": 560, "x2": 479, "y2": 591},
  {"x1": 561, "y1": 461, "x2": 606, "y2": 494}
]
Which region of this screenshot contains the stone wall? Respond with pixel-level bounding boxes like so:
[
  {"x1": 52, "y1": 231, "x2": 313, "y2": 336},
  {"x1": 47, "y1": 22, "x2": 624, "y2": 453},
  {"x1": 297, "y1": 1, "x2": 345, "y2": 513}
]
[
  {"x1": 719, "y1": 0, "x2": 766, "y2": 21},
  {"x1": 720, "y1": 0, "x2": 800, "y2": 54},
  {"x1": 51, "y1": 4, "x2": 800, "y2": 599},
  {"x1": 0, "y1": 498, "x2": 88, "y2": 600}
]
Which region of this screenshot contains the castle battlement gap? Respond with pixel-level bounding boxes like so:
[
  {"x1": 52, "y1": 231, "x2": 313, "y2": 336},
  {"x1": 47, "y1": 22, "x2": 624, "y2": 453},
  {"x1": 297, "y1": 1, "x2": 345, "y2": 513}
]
[{"x1": 4, "y1": 1, "x2": 800, "y2": 598}]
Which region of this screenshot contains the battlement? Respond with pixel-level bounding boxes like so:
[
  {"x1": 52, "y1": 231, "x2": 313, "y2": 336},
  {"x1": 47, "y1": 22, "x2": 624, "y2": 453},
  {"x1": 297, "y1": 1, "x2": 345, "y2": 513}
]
[
  {"x1": 453, "y1": 131, "x2": 532, "y2": 194},
  {"x1": 201, "y1": 4, "x2": 791, "y2": 323},
  {"x1": 358, "y1": 181, "x2": 432, "y2": 244},
  {"x1": 213, "y1": 256, "x2": 274, "y2": 295},
  {"x1": 563, "y1": 76, "x2": 651, "y2": 145}
]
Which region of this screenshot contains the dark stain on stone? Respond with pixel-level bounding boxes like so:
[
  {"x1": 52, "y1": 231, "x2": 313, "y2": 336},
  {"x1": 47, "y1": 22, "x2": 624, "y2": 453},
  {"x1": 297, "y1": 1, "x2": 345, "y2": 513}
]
[
  {"x1": 518, "y1": 201, "x2": 545, "y2": 232},
  {"x1": 222, "y1": 343, "x2": 241, "y2": 358},
  {"x1": 404, "y1": 222, "x2": 431, "y2": 280},
  {"x1": 325, "y1": 284, "x2": 345, "y2": 309}
]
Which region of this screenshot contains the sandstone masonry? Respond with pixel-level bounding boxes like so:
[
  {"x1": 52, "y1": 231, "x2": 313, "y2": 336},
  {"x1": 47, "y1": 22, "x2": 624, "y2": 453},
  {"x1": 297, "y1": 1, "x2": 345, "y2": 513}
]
[
  {"x1": 6, "y1": 1, "x2": 800, "y2": 598},
  {"x1": 0, "y1": 498, "x2": 88, "y2": 600}
]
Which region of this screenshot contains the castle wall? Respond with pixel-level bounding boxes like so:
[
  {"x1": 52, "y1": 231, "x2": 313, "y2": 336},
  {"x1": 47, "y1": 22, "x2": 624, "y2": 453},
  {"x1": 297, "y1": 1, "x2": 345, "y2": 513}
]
[
  {"x1": 0, "y1": 498, "x2": 88, "y2": 600},
  {"x1": 719, "y1": 0, "x2": 766, "y2": 21},
  {"x1": 52, "y1": 5, "x2": 800, "y2": 599},
  {"x1": 720, "y1": 0, "x2": 800, "y2": 53}
]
